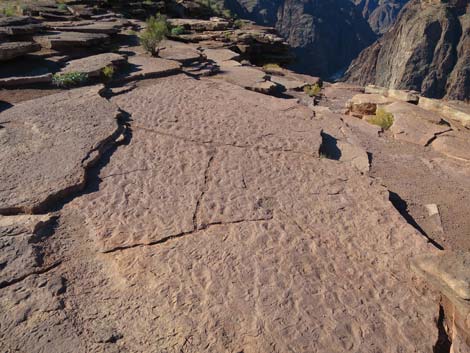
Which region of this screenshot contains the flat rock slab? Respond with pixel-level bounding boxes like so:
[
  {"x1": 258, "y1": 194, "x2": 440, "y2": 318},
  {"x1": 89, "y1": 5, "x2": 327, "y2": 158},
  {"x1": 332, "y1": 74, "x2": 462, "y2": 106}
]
[
  {"x1": 0, "y1": 16, "x2": 44, "y2": 35},
  {"x1": 61, "y1": 52, "x2": 127, "y2": 77},
  {"x1": 168, "y1": 18, "x2": 230, "y2": 32},
  {"x1": 411, "y1": 252, "x2": 470, "y2": 300},
  {"x1": 347, "y1": 93, "x2": 396, "y2": 116},
  {"x1": 0, "y1": 86, "x2": 120, "y2": 214},
  {"x1": 384, "y1": 102, "x2": 451, "y2": 146},
  {"x1": 203, "y1": 48, "x2": 240, "y2": 63},
  {"x1": 34, "y1": 31, "x2": 109, "y2": 50},
  {"x1": 158, "y1": 41, "x2": 202, "y2": 65},
  {"x1": 0, "y1": 42, "x2": 41, "y2": 61},
  {"x1": 432, "y1": 131, "x2": 470, "y2": 161},
  {"x1": 62, "y1": 75, "x2": 440, "y2": 352},
  {"x1": 365, "y1": 85, "x2": 420, "y2": 104},
  {"x1": 0, "y1": 73, "x2": 52, "y2": 87},
  {"x1": 269, "y1": 74, "x2": 308, "y2": 91},
  {"x1": 214, "y1": 64, "x2": 279, "y2": 94},
  {"x1": 46, "y1": 21, "x2": 125, "y2": 34},
  {"x1": 121, "y1": 55, "x2": 181, "y2": 81},
  {"x1": 419, "y1": 97, "x2": 470, "y2": 127},
  {"x1": 0, "y1": 214, "x2": 55, "y2": 287}
]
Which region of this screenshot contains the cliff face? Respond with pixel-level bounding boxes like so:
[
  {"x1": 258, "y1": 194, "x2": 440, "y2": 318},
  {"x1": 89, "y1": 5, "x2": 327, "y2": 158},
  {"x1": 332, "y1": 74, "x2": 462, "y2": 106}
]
[
  {"x1": 225, "y1": 0, "x2": 377, "y2": 77},
  {"x1": 344, "y1": 0, "x2": 470, "y2": 100},
  {"x1": 353, "y1": 0, "x2": 409, "y2": 33}
]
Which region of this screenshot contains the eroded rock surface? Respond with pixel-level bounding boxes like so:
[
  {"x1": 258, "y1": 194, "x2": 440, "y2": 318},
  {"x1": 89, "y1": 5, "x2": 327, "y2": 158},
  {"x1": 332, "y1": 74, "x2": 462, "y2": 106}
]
[{"x1": 0, "y1": 86, "x2": 120, "y2": 214}]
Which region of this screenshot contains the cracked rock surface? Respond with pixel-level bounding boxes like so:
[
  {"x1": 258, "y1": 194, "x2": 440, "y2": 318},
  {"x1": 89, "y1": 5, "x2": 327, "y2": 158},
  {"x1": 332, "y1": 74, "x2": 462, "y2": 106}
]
[
  {"x1": 0, "y1": 85, "x2": 120, "y2": 215},
  {"x1": 0, "y1": 73, "x2": 443, "y2": 352}
]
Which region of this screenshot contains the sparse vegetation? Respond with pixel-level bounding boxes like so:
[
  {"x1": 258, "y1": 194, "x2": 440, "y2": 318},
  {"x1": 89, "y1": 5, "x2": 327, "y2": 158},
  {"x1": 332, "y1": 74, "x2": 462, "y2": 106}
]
[
  {"x1": 170, "y1": 25, "x2": 185, "y2": 36},
  {"x1": 234, "y1": 19, "x2": 244, "y2": 29},
  {"x1": 303, "y1": 83, "x2": 322, "y2": 97},
  {"x1": 102, "y1": 65, "x2": 115, "y2": 80},
  {"x1": 198, "y1": 0, "x2": 232, "y2": 18},
  {"x1": 263, "y1": 63, "x2": 282, "y2": 70},
  {"x1": 1, "y1": 5, "x2": 18, "y2": 17},
  {"x1": 139, "y1": 14, "x2": 169, "y2": 56},
  {"x1": 52, "y1": 72, "x2": 89, "y2": 88},
  {"x1": 366, "y1": 108, "x2": 394, "y2": 130}
]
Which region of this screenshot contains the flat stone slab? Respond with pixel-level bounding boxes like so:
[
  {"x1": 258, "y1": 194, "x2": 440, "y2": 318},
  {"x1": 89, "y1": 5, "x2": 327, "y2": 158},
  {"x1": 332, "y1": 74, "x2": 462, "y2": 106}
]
[
  {"x1": 122, "y1": 55, "x2": 181, "y2": 81},
  {"x1": 0, "y1": 42, "x2": 41, "y2": 61},
  {"x1": 59, "y1": 74, "x2": 440, "y2": 352},
  {"x1": 269, "y1": 75, "x2": 308, "y2": 91},
  {"x1": 158, "y1": 41, "x2": 202, "y2": 65},
  {"x1": 384, "y1": 102, "x2": 451, "y2": 146},
  {"x1": 168, "y1": 18, "x2": 230, "y2": 32},
  {"x1": 0, "y1": 85, "x2": 120, "y2": 214},
  {"x1": 419, "y1": 97, "x2": 470, "y2": 127},
  {"x1": 0, "y1": 73, "x2": 52, "y2": 87},
  {"x1": 203, "y1": 48, "x2": 241, "y2": 63},
  {"x1": 432, "y1": 131, "x2": 470, "y2": 162},
  {"x1": 0, "y1": 214, "x2": 55, "y2": 287},
  {"x1": 46, "y1": 21, "x2": 125, "y2": 34},
  {"x1": 33, "y1": 31, "x2": 109, "y2": 50},
  {"x1": 347, "y1": 93, "x2": 396, "y2": 116},
  {"x1": 0, "y1": 16, "x2": 44, "y2": 35},
  {"x1": 61, "y1": 52, "x2": 127, "y2": 77},
  {"x1": 214, "y1": 64, "x2": 279, "y2": 94},
  {"x1": 365, "y1": 85, "x2": 420, "y2": 104},
  {"x1": 412, "y1": 252, "x2": 470, "y2": 300}
]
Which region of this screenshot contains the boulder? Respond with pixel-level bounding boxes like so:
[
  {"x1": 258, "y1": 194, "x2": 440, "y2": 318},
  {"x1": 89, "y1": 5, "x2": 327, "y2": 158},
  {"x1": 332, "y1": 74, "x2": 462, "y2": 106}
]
[
  {"x1": 61, "y1": 52, "x2": 127, "y2": 77},
  {"x1": 33, "y1": 31, "x2": 109, "y2": 50},
  {"x1": 432, "y1": 131, "x2": 470, "y2": 162},
  {"x1": 0, "y1": 85, "x2": 120, "y2": 214},
  {"x1": 419, "y1": 97, "x2": 470, "y2": 127},
  {"x1": 383, "y1": 102, "x2": 451, "y2": 146},
  {"x1": 347, "y1": 93, "x2": 396, "y2": 116},
  {"x1": 0, "y1": 41, "x2": 41, "y2": 61}
]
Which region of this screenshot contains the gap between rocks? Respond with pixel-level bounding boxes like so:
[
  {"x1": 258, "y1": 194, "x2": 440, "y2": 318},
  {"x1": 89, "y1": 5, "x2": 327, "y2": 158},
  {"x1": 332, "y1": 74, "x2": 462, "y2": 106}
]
[{"x1": 0, "y1": 261, "x2": 62, "y2": 289}]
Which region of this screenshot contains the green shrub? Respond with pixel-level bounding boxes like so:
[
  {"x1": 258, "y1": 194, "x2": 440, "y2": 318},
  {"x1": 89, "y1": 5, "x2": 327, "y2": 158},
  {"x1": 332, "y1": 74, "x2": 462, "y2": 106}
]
[
  {"x1": 102, "y1": 65, "x2": 115, "y2": 80},
  {"x1": 1, "y1": 6, "x2": 17, "y2": 16},
  {"x1": 57, "y1": 3, "x2": 68, "y2": 11},
  {"x1": 139, "y1": 14, "x2": 169, "y2": 56},
  {"x1": 170, "y1": 26, "x2": 185, "y2": 36},
  {"x1": 366, "y1": 108, "x2": 394, "y2": 130},
  {"x1": 52, "y1": 72, "x2": 88, "y2": 88},
  {"x1": 263, "y1": 63, "x2": 281, "y2": 70},
  {"x1": 303, "y1": 83, "x2": 322, "y2": 97}
]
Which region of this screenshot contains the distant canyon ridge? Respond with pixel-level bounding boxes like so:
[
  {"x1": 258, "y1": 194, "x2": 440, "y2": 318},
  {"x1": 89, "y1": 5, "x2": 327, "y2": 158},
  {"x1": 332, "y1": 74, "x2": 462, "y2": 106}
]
[
  {"x1": 224, "y1": 0, "x2": 470, "y2": 101},
  {"x1": 223, "y1": 0, "x2": 409, "y2": 77}
]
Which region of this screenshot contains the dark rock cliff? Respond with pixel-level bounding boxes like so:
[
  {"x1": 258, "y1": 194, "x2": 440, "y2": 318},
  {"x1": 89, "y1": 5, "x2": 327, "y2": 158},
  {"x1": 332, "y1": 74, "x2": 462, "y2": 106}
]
[
  {"x1": 353, "y1": 0, "x2": 409, "y2": 33},
  {"x1": 344, "y1": 0, "x2": 470, "y2": 100}
]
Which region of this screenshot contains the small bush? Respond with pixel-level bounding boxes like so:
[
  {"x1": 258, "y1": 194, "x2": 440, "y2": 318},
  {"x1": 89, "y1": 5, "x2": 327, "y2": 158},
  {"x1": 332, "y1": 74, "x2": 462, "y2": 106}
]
[
  {"x1": 234, "y1": 19, "x2": 244, "y2": 29},
  {"x1": 170, "y1": 26, "x2": 185, "y2": 36},
  {"x1": 263, "y1": 63, "x2": 282, "y2": 70},
  {"x1": 1, "y1": 6, "x2": 17, "y2": 17},
  {"x1": 304, "y1": 83, "x2": 322, "y2": 97},
  {"x1": 102, "y1": 65, "x2": 115, "y2": 80},
  {"x1": 139, "y1": 14, "x2": 169, "y2": 56},
  {"x1": 366, "y1": 108, "x2": 394, "y2": 130},
  {"x1": 57, "y1": 3, "x2": 68, "y2": 11},
  {"x1": 53, "y1": 72, "x2": 88, "y2": 88}
]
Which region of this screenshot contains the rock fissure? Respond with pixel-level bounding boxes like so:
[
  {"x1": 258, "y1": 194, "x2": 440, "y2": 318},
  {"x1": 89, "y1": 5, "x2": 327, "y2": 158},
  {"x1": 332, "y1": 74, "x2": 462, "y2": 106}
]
[
  {"x1": 193, "y1": 154, "x2": 216, "y2": 231},
  {"x1": 0, "y1": 260, "x2": 61, "y2": 289}
]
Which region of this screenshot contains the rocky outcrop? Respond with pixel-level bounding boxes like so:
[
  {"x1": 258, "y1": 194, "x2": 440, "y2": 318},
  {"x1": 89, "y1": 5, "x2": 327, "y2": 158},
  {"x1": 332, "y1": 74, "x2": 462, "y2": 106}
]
[
  {"x1": 0, "y1": 86, "x2": 120, "y2": 215},
  {"x1": 344, "y1": 0, "x2": 470, "y2": 100}
]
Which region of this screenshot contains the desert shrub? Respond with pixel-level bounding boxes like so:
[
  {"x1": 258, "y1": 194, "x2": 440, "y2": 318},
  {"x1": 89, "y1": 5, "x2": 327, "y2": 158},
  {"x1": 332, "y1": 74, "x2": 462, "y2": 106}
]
[
  {"x1": 1, "y1": 6, "x2": 17, "y2": 16},
  {"x1": 170, "y1": 25, "x2": 185, "y2": 36},
  {"x1": 303, "y1": 83, "x2": 322, "y2": 97},
  {"x1": 234, "y1": 19, "x2": 244, "y2": 29},
  {"x1": 102, "y1": 65, "x2": 115, "y2": 80},
  {"x1": 139, "y1": 14, "x2": 169, "y2": 56},
  {"x1": 52, "y1": 72, "x2": 88, "y2": 88},
  {"x1": 263, "y1": 63, "x2": 281, "y2": 70},
  {"x1": 57, "y1": 3, "x2": 68, "y2": 11},
  {"x1": 366, "y1": 108, "x2": 394, "y2": 130}
]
